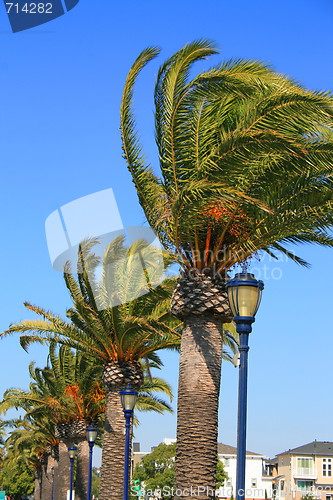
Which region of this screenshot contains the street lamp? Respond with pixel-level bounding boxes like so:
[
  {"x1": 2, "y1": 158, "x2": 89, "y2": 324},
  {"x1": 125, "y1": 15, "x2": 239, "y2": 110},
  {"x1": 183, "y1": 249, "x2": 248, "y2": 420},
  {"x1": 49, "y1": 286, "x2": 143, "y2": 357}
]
[
  {"x1": 68, "y1": 445, "x2": 78, "y2": 500},
  {"x1": 227, "y1": 272, "x2": 264, "y2": 500},
  {"x1": 51, "y1": 466, "x2": 55, "y2": 500},
  {"x1": 120, "y1": 383, "x2": 138, "y2": 500},
  {"x1": 86, "y1": 427, "x2": 98, "y2": 500}
]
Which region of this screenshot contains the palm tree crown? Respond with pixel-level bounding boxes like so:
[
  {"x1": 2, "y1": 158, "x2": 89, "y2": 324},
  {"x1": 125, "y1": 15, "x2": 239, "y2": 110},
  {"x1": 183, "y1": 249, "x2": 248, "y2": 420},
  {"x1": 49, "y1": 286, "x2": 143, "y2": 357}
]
[
  {"x1": 121, "y1": 39, "x2": 333, "y2": 272},
  {"x1": 2, "y1": 238, "x2": 181, "y2": 362},
  {"x1": 0, "y1": 344, "x2": 105, "y2": 427}
]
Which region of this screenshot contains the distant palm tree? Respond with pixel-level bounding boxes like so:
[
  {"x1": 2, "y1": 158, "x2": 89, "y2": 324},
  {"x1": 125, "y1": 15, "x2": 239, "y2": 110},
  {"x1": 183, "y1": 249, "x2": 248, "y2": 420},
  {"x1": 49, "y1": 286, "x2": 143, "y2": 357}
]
[
  {"x1": 1, "y1": 238, "x2": 182, "y2": 500},
  {"x1": 3, "y1": 422, "x2": 45, "y2": 500},
  {"x1": 120, "y1": 39, "x2": 333, "y2": 497},
  {"x1": 0, "y1": 344, "x2": 105, "y2": 500},
  {"x1": 0, "y1": 353, "x2": 179, "y2": 500}
]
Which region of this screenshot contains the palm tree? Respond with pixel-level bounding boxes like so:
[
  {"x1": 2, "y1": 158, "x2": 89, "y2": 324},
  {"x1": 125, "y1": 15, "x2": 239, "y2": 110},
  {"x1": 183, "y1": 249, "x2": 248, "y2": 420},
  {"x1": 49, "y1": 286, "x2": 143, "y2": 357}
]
[
  {"x1": 0, "y1": 345, "x2": 105, "y2": 500},
  {"x1": 41, "y1": 344, "x2": 105, "y2": 500},
  {"x1": 0, "y1": 356, "x2": 178, "y2": 500},
  {"x1": 119, "y1": 40, "x2": 333, "y2": 498},
  {"x1": 1, "y1": 238, "x2": 182, "y2": 499},
  {"x1": 23, "y1": 417, "x2": 58, "y2": 500},
  {"x1": 3, "y1": 421, "x2": 45, "y2": 500}
]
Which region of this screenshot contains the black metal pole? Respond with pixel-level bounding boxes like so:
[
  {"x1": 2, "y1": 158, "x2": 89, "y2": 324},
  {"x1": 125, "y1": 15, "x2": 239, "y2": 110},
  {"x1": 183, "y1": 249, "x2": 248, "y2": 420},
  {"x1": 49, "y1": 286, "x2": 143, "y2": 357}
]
[
  {"x1": 236, "y1": 331, "x2": 250, "y2": 500},
  {"x1": 87, "y1": 442, "x2": 94, "y2": 500}
]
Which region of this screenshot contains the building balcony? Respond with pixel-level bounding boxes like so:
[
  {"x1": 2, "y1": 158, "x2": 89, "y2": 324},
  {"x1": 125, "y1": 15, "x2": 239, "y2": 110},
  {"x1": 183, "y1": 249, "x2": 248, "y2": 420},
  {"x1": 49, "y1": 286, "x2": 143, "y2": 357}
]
[{"x1": 293, "y1": 468, "x2": 317, "y2": 479}]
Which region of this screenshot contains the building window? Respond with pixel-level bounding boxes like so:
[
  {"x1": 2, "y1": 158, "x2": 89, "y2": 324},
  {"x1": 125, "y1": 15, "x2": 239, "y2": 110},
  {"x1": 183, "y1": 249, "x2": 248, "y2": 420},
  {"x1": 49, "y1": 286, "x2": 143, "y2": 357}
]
[
  {"x1": 251, "y1": 479, "x2": 257, "y2": 488},
  {"x1": 297, "y1": 458, "x2": 314, "y2": 469},
  {"x1": 224, "y1": 458, "x2": 230, "y2": 467},
  {"x1": 323, "y1": 458, "x2": 332, "y2": 477},
  {"x1": 297, "y1": 481, "x2": 314, "y2": 492},
  {"x1": 280, "y1": 481, "x2": 284, "y2": 492}
]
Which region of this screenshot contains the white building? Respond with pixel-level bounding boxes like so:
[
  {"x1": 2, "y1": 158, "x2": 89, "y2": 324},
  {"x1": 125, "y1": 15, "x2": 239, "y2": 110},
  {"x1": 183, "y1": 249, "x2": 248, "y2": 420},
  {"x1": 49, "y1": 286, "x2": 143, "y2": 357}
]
[{"x1": 217, "y1": 443, "x2": 273, "y2": 500}]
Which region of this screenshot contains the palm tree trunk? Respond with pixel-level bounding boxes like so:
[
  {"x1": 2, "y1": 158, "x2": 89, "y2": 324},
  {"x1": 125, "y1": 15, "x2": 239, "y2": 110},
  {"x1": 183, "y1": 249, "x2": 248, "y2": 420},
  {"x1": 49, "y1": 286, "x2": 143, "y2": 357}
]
[
  {"x1": 99, "y1": 391, "x2": 125, "y2": 500},
  {"x1": 75, "y1": 440, "x2": 89, "y2": 500},
  {"x1": 175, "y1": 315, "x2": 223, "y2": 500},
  {"x1": 54, "y1": 440, "x2": 70, "y2": 500},
  {"x1": 34, "y1": 468, "x2": 42, "y2": 500},
  {"x1": 41, "y1": 455, "x2": 57, "y2": 500}
]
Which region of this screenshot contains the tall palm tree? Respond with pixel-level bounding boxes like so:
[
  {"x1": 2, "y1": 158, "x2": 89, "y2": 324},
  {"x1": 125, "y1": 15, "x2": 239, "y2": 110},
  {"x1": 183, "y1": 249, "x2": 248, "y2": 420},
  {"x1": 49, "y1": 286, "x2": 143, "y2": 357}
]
[
  {"x1": 119, "y1": 40, "x2": 333, "y2": 498},
  {"x1": 1, "y1": 238, "x2": 182, "y2": 499}
]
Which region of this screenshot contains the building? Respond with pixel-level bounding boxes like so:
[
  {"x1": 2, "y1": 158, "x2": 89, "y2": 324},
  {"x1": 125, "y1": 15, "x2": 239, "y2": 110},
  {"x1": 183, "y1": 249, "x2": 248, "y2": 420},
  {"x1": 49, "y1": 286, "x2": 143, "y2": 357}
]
[
  {"x1": 271, "y1": 441, "x2": 333, "y2": 500},
  {"x1": 217, "y1": 443, "x2": 273, "y2": 500},
  {"x1": 132, "y1": 441, "x2": 149, "y2": 470},
  {"x1": 132, "y1": 439, "x2": 273, "y2": 500}
]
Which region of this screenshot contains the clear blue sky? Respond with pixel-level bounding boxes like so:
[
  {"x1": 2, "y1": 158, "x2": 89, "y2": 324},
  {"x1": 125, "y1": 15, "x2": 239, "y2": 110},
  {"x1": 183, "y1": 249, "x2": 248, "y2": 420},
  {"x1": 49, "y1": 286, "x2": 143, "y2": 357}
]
[{"x1": 0, "y1": 0, "x2": 333, "y2": 466}]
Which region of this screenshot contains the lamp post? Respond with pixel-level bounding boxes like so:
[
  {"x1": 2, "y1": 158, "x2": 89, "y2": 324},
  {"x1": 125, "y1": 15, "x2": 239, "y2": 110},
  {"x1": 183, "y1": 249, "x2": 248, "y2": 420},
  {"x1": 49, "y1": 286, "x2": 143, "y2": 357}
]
[
  {"x1": 68, "y1": 445, "x2": 78, "y2": 500},
  {"x1": 227, "y1": 272, "x2": 264, "y2": 500},
  {"x1": 51, "y1": 466, "x2": 55, "y2": 500},
  {"x1": 86, "y1": 427, "x2": 98, "y2": 500},
  {"x1": 120, "y1": 383, "x2": 138, "y2": 500}
]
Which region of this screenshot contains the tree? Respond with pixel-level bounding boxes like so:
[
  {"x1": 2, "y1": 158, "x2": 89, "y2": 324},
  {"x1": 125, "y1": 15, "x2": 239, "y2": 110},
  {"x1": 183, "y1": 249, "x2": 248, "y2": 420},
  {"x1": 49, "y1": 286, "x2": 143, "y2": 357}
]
[
  {"x1": 0, "y1": 354, "x2": 176, "y2": 500},
  {"x1": 2, "y1": 417, "x2": 58, "y2": 500},
  {"x1": 132, "y1": 442, "x2": 227, "y2": 499},
  {"x1": 0, "y1": 444, "x2": 34, "y2": 500},
  {"x1": 1, "y1": 238, "x2": 182, "y2": 500},
  {"x1": 0, "y1": 344, "x2": 105, "y2": 500},
  {"x1": 133, "y1": 443, "x2": 176, "y2": 498},
  {"x1": 301, "y1": 494, "x2": 316, "y2": 500},
  {"x1": 120, "y1": 40, "x2": 333, "y2": 499},
  {"x1": 0, "y1": 419, "x2": 6, "y2": 467},
  {"x1": 216, "y1": 459, "x2": 228, "y2": 489}
]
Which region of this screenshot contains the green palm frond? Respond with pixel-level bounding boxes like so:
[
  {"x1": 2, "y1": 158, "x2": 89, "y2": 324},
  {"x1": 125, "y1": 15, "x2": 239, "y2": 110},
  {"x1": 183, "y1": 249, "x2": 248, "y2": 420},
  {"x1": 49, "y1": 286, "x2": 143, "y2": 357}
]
[
  {"x1": 120, "y1": 40, "x2": 333, "y2": 271},
  {"x1": 0, "y1": 344, "x2": 105, "y2": 427},
  {"x1": 1, "y1": 239, "x2": 182, "y2": 365},
  {"x1": 133, "y1": 375, "x2": 174, "y2": 426},
  {"x1": 120, "y1": 47, "x2": 165, "y2": 236}
]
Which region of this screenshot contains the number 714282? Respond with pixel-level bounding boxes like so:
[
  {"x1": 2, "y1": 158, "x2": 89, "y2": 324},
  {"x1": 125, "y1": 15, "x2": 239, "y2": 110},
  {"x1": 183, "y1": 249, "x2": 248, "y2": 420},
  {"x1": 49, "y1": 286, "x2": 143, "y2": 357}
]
[{"x1": 5, "y1": 3, "x2": 53, "y2": 13}]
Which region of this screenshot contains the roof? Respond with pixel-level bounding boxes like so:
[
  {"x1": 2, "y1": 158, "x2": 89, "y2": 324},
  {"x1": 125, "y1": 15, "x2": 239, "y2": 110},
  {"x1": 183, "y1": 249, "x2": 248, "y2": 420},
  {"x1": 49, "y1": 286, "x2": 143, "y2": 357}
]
[
  {"x1": 277, "y1": 441, "x2": 333, "y2": 456},
  {"x1": 266, "y1": 458, "x2": 278, "y2": 465},
  {"x1": 218, "y1": 443, "x2": 261, "y2": 456}
]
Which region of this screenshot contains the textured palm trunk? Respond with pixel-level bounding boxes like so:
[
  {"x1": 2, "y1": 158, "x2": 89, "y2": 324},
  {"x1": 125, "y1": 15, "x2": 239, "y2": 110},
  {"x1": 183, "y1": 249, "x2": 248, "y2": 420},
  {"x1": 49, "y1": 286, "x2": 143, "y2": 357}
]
[
  {"x1": 41, "y1": 455, "x2": 57, "y2": 500},
  {"x1": 75, "y1": 440, "x2": 89, "y2": 500},
  {"x1": 34, "y1": 468, "x2": 42, "y2": 500},
  {"x1": 54, "y1": 440, "x2": 71, "y2": 500},
  {"x1": 99, "y1": 391, "x2": 125, "y2": 500},
  {"x1": 174, "y1": 315, "x2": 223, "y2": 500}
]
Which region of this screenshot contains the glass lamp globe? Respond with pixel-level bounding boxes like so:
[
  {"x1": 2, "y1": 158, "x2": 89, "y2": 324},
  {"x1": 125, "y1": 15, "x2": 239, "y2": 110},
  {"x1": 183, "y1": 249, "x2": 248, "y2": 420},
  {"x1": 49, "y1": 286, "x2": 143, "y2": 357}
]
[
  {"x1": 86, "y1": 427, "x2": 98, "y2": 444},
  {"x1": 120, "y1": 383, "x2": 138, "y2": 411},
  {"x1": 227, "y1": 272, "x2": 264, "y2": 318},
  {"x1": 68, "y1": 445, "x2": 78, "y2": 459}
]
